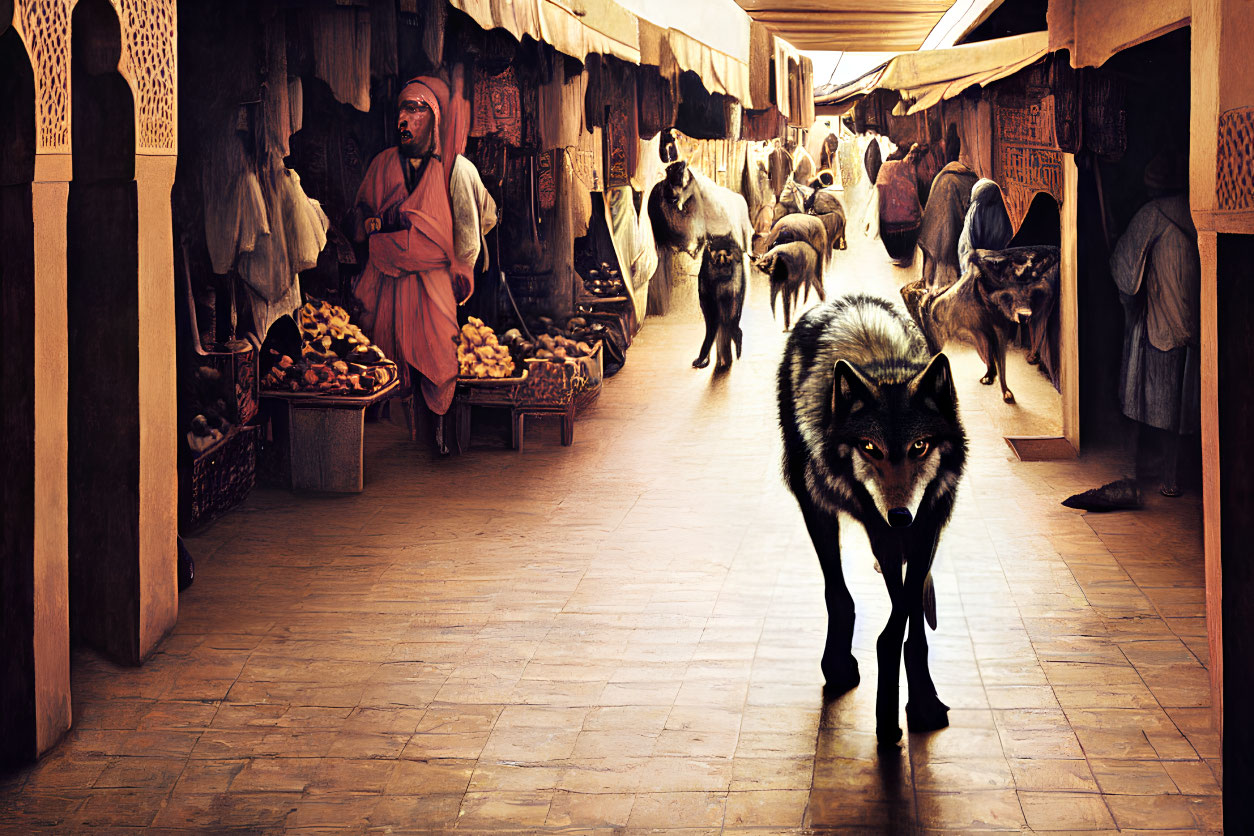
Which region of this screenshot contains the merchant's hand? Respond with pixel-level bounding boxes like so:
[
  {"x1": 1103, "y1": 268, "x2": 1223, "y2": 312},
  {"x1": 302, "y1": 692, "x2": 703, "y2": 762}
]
[{"x1": 364, "y1": 216, "x2": 383, "y2": 235}]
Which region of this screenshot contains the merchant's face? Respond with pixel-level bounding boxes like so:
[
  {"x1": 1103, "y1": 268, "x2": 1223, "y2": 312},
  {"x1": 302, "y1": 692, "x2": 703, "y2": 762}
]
[{"x1": 397, "y1": 87, "x2": 436, "y2": 157}]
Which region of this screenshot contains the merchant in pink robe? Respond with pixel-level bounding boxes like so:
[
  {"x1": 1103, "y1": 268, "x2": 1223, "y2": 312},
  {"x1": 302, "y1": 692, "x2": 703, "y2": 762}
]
[{"x1": 352, "y1": 72, "x2": 495, "y2": 448}]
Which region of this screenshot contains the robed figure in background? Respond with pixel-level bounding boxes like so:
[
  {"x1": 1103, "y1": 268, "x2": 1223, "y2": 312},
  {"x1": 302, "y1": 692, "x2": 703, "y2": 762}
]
[
  {"x1": 352, "y1": 73, "x2": 495, "y2": 452},
  {"x1": 1109, "y1": 153, "x2": 1199, "y2": 496}
]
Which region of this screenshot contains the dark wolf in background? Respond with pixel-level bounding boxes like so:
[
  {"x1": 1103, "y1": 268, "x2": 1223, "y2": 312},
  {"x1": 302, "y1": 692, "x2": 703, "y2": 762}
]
[
  {"x1": 694, "y1": 234, "x2": 746, "y2": 371},
  {"x1": 914, "y1": 245, "x2": 1060, "y2": 404},
  {"x1": 757, "y1": 241, "x2": 823, "y2": 331},
  {"x1": 778, "y1": 294, "x2": 967, "y2": 745}
]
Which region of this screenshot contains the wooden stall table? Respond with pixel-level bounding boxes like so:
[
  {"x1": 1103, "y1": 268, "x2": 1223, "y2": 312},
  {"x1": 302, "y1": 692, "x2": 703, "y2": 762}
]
[
  {"x1": 454, "y1": 346, "x2": 600, "y2": 452},
  {"x1": 262, "y1": 378, "x2": 399, "y2": 493}
]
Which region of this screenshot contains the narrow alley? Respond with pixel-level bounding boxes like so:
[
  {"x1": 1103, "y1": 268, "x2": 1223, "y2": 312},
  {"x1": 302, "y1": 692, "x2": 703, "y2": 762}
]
[{"x1": 0, "y1": 222, "x2": 1220, "y2": 832}]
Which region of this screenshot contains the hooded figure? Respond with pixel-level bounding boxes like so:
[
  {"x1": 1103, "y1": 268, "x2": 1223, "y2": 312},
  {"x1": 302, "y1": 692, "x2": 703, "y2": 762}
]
[
  {"x1": 353, "y1": 72, "x2": 496, "y2": 429},
  {"x1": 918, "y1": 159, "x2": 979, "y2": 290},
  {"x1": 1109, "y1": 152, "x2": 1199, "y2": 496},
  {"x1": 957, "y1": 178, "x2": 1013, "y2": 270}
]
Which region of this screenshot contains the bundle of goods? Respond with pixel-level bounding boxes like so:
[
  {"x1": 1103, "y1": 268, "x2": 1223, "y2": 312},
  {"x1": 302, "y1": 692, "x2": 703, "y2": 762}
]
[
  {"x1": 261, "y1": 301, "x2": 396, "y2": 395},
  {"x1": 581, "y1": 262, "x2": 626, "y2": 298},
  {"x1": 456, "y1": 317, "x2": 517, "y2": 379},
  {"x1": 501, "y1": 316, "x2": 604, "y2": 361},
  {"x1": 186, "y1": 365, "x2": 232, "y2": 453}
]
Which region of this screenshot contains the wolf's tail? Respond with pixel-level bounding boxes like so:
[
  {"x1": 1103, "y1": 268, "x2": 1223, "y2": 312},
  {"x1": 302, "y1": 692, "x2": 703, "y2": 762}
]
[{"x1": 923, "y1": 574, "x2": 937, "y2": 630}]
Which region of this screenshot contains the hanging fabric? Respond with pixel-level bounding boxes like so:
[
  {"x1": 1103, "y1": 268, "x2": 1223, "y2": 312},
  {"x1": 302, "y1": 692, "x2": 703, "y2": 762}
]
[
  {"x1": 310, "y1": 6, "x2": 372, "y2": 112},
  {"x1": 472, "y1": 65, "x2": 523, "y2": 147}
]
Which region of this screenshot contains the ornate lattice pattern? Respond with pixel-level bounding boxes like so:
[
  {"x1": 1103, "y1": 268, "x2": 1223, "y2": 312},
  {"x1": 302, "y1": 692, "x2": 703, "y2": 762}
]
[
  {"x1": 18, "y1": 0, "x2": 71, "y2": 151},
  {"x1": 1218, "y1": 107, "x2": 1254, "y2": 211},
  {"x1": 16, "y1": 0, "x2": 176, "y2": 154},
  {"x1": 119, "y1": 0, "x2": 176, "y2": 151}
]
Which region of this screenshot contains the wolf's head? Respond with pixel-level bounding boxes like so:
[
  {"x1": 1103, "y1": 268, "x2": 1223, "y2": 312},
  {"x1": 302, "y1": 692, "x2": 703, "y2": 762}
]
[
  {"x1": 972, "y1": 246, "x2": 1060, "y2": 324},
  {"x1": 704, "y1": 234, "x2": 743, "y2": 272},
  {"x1": 828, "y1": 353, "x2": 962, "y2": 528}
]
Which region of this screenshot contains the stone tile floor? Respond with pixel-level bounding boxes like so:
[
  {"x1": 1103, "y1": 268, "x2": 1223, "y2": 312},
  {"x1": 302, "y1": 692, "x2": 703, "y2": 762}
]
[{"x1": 0, "y1": 227, "x2": 1220, "y2": 833}]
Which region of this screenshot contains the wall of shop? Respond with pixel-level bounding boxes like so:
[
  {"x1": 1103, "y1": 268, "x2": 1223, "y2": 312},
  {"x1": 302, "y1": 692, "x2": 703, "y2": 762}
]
[{"x1": 0, "y1": 0, "x2": 179, "y2": 765}]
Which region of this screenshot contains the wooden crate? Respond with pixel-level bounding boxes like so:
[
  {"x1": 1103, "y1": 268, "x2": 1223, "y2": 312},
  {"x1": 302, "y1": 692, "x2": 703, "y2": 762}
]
[{"x1": 181, "y1": 425, "x2": 258, "y2": 531}]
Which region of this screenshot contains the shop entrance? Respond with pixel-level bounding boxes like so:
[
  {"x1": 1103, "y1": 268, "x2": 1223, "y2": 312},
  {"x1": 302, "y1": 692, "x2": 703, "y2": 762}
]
[
  {"x1": 1076, "y1": 28, "x2": 1192, "y2": 471},
  {"x1": 0, "y1": 13, "x2": 39, "y2": 765},
  {"x1": 66, "y1": 0, "x2": 142, "y2": 663}
]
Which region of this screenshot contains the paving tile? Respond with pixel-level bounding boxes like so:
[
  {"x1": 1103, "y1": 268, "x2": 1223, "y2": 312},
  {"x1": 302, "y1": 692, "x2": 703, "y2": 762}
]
[{"x1": 1018, "y1": 790, "x2": 1115, "y2": 830}]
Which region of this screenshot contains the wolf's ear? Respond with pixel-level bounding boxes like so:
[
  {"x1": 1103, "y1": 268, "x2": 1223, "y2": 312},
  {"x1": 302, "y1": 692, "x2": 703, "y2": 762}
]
[
  {"x1": 832, "y1": 360, "x2": 874, "y2": 414},
  {"x1": 910, "y1": 353, "x2": 954, "y2": 411}
]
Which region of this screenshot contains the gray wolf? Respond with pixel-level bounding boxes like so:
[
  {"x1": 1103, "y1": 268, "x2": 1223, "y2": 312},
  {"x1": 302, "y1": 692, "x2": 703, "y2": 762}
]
[
  {"x1": 778, "y1": 294, "x2": 967, "y2": 745},
  {"x1": 914, "y1": 245, "x2": 1060, "y2": 404},
  {"x1": 757, "y1": 241, "x2": 823, "y2": 330},
  {"x1": 694, "y1": 234, "x2": 746, "y2": 371}
]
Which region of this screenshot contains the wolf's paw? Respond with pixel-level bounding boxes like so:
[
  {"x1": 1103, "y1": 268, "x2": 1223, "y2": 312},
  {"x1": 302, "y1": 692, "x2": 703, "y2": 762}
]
[
  {"x1": 1026, "y1": 352, "x2": 1040, "y2": 365},
  {"x1": 876, "y1": 723, "x2": 903, "y2": 747},
  {"x1": 821, "y1": 654, "x2": 860, "y2": 696},
  {"x1": 906, "y1": 695, "x2": 950, "y2": 732},
  {"x1": 980, "y1": 374, "x2": 995, "y2": 385},
  {"x1": 1002, "y1": 390, "x2": 1015, "y2": 404},
  {"x1": 714, "y1": 361, "x2": 731, "y2": 373},
  {"x1": 692, "y1": 355, "x2": 710, "y2": 369}
]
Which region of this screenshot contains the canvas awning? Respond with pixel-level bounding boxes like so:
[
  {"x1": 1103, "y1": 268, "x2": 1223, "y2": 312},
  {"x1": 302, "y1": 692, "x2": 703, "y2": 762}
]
[
  {"x1": 664, "y1": 27, "x2": 755, "y2": 108},
  {"x1": 449, "y1": 0, "x2": 642, "y2": 64},
  {"x1": 814, "y1": 31, "x2": 1051, "y2": 114},
  {"x1": 1047, "y1": 0, "x2": 1189, "y2": 68}
]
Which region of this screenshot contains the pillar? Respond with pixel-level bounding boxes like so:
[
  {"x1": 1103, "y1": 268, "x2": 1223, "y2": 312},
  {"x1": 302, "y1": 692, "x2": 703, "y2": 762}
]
[
  {"x1": 0, "y1": 13, "x2": 72, "y2": 764},
  {"x1": 66, "y1": 0, "x2": 175, "y2": 667}
]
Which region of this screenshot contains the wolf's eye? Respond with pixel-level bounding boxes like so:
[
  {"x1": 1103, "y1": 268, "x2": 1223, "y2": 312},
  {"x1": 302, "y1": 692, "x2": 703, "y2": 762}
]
[
  {"x1": 909, "y1": 439, "x2": 931, "y2": 458},
  {"x1": 860, "y1": 440, "x2": 884, "y2": 460}
]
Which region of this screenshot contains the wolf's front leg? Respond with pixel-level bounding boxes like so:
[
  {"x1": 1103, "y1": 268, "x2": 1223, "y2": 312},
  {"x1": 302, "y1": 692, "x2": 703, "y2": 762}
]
[
  {"x1": 693, "y1": 293, "x2": 719, "y2": 368},
  {"x1": 903, "y1": 527, "x2": 948, "y2": 732},
  {"x1": 797, "y1": 495, "x2": 859, "y2": 695},
  {"x1": 992, "y1": 333, "x2": 1015, "y2": 403}
]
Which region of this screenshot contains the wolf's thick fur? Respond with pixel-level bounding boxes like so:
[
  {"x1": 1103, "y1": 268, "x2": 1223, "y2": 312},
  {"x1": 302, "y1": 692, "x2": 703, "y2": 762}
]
[
  {"x1": 778, "y1": 294, "x2": 967, "y2": 744},
  {"x1": 694, "y1": 234, "x2": 747, "y2": 371},
  {"x1": 758, "y1": 241, "x2": 823, "y2": 330},
  {"x1": 914, "y1": 245, "x2": 1060, "y2": 404}
]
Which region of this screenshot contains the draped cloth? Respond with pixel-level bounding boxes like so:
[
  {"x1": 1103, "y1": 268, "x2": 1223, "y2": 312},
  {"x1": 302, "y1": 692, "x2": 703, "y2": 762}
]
[
  {"x1": 1109, "y1": 194, "x2": 1200, "y2": 433},
  {"x1": 958, "y1": 178, "x2": 1012, "y2": 269},
  {"x1": 918, "y1": 161, "x2": 979, "y2": 290},
  {"x1": 352, "y1": 74, "x2": 472, "y2": 416}
]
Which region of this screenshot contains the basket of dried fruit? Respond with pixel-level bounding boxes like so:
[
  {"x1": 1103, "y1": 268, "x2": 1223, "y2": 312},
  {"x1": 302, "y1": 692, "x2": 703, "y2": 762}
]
[{"x1": 260, "y1": 300, "x2": 399, "y2": 399}]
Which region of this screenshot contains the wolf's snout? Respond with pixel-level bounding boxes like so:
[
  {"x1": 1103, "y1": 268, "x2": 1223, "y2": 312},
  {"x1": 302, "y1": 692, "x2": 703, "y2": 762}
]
[{"x1": 887, "y1": 507, "x2": 913, "y2": 528}]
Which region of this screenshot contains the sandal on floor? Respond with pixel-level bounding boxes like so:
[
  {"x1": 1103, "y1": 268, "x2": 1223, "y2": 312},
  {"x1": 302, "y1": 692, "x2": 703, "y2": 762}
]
[{"x1": 1160, "y1": 484, "x2": 1183, "y2": 498}]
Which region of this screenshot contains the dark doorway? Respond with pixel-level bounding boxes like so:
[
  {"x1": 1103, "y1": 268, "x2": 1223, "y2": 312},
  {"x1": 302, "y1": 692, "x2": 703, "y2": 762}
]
[
  {"x1": 0, "y1": 20, "x2": 39, "y2": 766},
  {"x1": 1077, "y1": 28, "x2": 1191, "y2": 451},
  {"x1": 67, "y1": 0, "x2": 142, "y2": 664},
  {"x1": 1219, "y1": 232, "x2": 1254, "y2": 798}
]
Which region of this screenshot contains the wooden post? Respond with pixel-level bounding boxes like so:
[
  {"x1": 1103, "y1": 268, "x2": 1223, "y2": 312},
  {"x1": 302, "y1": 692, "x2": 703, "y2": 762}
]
[{"x1": 1060, "y1": 153, "x2": 1080, "y2": 451}]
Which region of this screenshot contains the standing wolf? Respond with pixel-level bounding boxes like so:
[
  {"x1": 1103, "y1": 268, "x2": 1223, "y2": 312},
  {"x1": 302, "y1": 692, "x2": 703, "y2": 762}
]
[
  {"x1": 778, "y1": 294, "x2": 967, "y2": 745},
  {"x1": 694, "y1": 234, "x2": 746, "y2": 371}
]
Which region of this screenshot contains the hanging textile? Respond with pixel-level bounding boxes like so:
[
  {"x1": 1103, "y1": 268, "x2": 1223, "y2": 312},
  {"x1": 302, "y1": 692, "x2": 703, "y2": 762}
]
[
  {"x1": 538, "y1": 52, "x2": 585, "y2": 151},
  {"x1": 749, "y1": 22, "x2": 772, "y2": 110},
  {"x1": 637, "y1": 68, "x2": 676, "y2": 139},
  {"x1": 472, "y1": 65, "x2": 523, "y2": 147},
  {"x1": 537, "y1": 148, "x2": 557, "y2": 210},
  {"x1": 310, "y1": 6, "x2": 372, "y2": 112},
  {"x1": 992, "y1": 92, "x2": 1064, "y2": 233},
  {"x1": 603, "y1": 61, "x2": 638, "y2": 187},
  {"x1": 263, "y1": 14, "x2": 291, "y2": 158},
  {"x1": 370, "y1": 0, "x2": 399, "y2": 78},
  {"x1": 741, "y1": 106, "x2": 784, "y2": 143}
]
